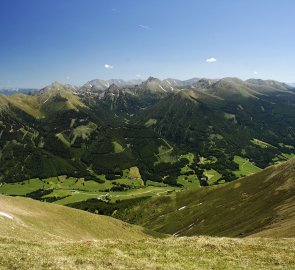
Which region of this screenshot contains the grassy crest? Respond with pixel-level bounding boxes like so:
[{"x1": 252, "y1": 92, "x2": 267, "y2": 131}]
[
  {"x1": 1, "y1": 236, "x2": 294, "y2": 270},
  {"x1": 0, "y1": 195, "x2": 159, "y2": 241},
  {"x1": 0, "y1": 195, "x2": 294, "y2": 270}
]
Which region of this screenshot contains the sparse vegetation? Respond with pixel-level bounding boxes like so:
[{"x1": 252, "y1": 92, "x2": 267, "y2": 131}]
[{"x1": 1, "y1": 236, "x2": 294, "y2": 270}]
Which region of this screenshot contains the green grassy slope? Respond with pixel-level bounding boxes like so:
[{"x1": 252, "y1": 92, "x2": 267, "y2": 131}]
[
  {"x1": 0, "y1": 195, "x2": 159, "y2": 241},
  {"x1": 114, "y1": 158, "x2": 295, "y2": 238},
  {"x1": 0, "y1": 188, "x2": 294, "y2": 269},
  {"x1": 1, "y1": 236, "x2": 294, "y2": 270}
]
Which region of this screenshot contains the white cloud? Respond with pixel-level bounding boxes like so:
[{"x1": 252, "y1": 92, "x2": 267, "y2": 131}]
[
  {"x1": 66, "y1": 76, "x2": 70, "y2": 80},
  {"x1": 104, "y1": 64, "x2": 113, "y2": 69},
  {"x1": 136, "y1": 74, "x2": 142, "y2": 78},
  {"x1": 254, "y1": 71, "x2": 258, "y2": 75},
  {"x1": 138, "y1": 24, "x2": 152, "y2": 30},
  {"x1": 206, "y1": 57, "x2": 217, "y2": 63}
]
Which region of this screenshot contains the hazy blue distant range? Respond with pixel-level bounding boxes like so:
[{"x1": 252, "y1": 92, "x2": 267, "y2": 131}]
[{"x1": 0, "y1": 88, "x2": 38, "y2": 95}]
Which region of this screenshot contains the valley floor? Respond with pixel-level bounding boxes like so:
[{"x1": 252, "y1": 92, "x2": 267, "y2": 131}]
[{"x1": 1, "y1": 236, "x2": 294, "y2": 270}]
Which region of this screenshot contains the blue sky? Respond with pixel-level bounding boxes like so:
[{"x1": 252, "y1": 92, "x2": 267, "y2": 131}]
[{"x1": 0, "y1": 0, "x2": 294, "y2": 88}]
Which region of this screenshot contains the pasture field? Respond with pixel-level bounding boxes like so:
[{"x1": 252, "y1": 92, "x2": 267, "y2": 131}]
[
  {"x1": 0, "y1": 176, "x2": 179, "y2": 206},
  {"x1": 233, "y1": 155, "x2": 262, "y2": 177}
]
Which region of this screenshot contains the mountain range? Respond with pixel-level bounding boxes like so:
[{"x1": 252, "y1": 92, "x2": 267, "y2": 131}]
[
  {"x1": 0, "y1": 87, "x2": 38, "y2": 95},
  {"x1": 1, "y1": 76, "x2": 295, "y2": 269},
  {"x1": 0, "y1": 77, "x2": 295, "y2": 187}
]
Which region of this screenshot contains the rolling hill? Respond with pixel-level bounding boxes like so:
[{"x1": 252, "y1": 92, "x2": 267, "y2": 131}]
[
  {"x1": 0, "y1": 195, "x2": 158, "y2": 241},
  {"x1": 0, "y1": 195, "x2": 294, "y2": 270},
  {"x1": 113, "y1": 157, "x2": 295, "y2": 238}
]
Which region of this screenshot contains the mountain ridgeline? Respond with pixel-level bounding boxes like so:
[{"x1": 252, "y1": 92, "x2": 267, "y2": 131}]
[{"x1": 0, "y1": 77, "x2": 295, "y2": 188}]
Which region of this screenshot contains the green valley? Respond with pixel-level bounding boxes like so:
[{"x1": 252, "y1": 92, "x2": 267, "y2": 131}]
[
  {"x1": 0, "y1": 78, "x2": 295, "y2": 270},
  {"x1": 2, "y1": 1, "x2": 295, "y2": 269},
  {"x1": 1, "y1": 78, "x2": 295, "y2": 208}
]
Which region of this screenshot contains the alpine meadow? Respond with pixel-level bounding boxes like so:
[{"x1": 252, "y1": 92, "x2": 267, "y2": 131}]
[{"x1": 0, "y1": 1, "x2": 295, "y2": 269}]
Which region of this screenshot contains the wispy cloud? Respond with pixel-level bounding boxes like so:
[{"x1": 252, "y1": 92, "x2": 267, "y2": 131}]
[
  {"x1": 254, "y1": 71, "x2": 258, "y2": 75},
  {"x1": 104, "y1": 64, "x2": 113, "y2": 69},
  {"x1": 206, "y1": 57, "x2": 217, "y2": 63},
  {"x1": 138, "y1": 24, "x2": 152, "y2": 30},
  {"x1": 136, "y1": 74, "x2": 142, "y2": 78}
]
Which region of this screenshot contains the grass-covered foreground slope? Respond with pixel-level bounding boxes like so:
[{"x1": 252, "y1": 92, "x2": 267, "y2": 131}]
[
  {"x1": 114, "y1": 158, "x2": 295, "y2": 238},
  {"x1": 0, "y1": 195, "x2": 158, "y2": 241},
  {"x1": 1, "y1": 236, "x2": 294, "y2": 270},
  {"x1": 0, "y1": 194, "x2": 294, "y2": 269}
]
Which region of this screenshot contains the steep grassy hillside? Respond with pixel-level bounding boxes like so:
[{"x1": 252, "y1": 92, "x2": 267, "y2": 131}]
[
  {"x1": 114, "y1": 158, "x2": 295, "y2": 238},
  {"x1": 0, "y1": 186, "x2": 294, "y2": 269},
  {"x1": 0, "y1": 195, "x2": 158, "y2": 241}
]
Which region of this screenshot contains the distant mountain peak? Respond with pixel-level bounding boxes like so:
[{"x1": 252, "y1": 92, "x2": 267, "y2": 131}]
[
  {"x1": 220, "y1": 77, "x2": 244, "y2": 84},
  {"x1": 82, "y1": 78, "x2": 143, "y2": 93},
  {"x1": 192, "y1": 78, "x2": 216, "y2": 89},
  {"x1": 139, "y1": 77, "x2": 169, "y2": 93},
  {"x1": 246, "y1": 79, "x2": 292, "y2": 91},
  {"x1": 43, "y1": 81, "x2": 66, "y2": 91},
  {"x1": 38, "y1": 82, "x2": 78, "y2": 98},
  {"x1": 146, "y1": 76, "x2": 161, "y2": 82},
  {"x1": 106, "y1": 83, "x2": 120, "y2": 93}
]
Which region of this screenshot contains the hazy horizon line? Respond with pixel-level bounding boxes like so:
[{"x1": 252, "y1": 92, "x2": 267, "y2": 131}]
[{"x1": 1, "y1": 76, "x2": 294, "y2": 90}]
